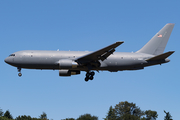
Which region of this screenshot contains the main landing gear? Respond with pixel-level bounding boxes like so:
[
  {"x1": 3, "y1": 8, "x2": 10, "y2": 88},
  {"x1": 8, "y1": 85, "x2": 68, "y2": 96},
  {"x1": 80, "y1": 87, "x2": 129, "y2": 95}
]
[
  {"x1": 85, "y1": 71, "x2": 95, "y2": 82},
  {"x1": 17, "y1": 67, "x2": 22, "y2": 77}
]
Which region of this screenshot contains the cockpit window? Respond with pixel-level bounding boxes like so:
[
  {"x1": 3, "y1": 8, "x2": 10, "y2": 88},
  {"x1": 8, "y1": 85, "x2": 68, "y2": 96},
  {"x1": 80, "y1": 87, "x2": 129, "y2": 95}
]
[{"x1": 9, "y1": 54, "x2": 15, "y2": 56}]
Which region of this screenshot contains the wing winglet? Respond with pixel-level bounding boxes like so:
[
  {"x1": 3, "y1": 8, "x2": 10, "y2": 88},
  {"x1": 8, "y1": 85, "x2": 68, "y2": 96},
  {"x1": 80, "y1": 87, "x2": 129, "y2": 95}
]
[{"x1": 146, "y1": 51, "x2": 175, "y2": 61}]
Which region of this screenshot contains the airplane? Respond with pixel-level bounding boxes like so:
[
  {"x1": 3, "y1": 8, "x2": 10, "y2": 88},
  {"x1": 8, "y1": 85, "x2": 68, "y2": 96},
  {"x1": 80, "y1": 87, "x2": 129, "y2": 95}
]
[{"x1": 4, "y1": 23, "x2": 175, "y2": 82}]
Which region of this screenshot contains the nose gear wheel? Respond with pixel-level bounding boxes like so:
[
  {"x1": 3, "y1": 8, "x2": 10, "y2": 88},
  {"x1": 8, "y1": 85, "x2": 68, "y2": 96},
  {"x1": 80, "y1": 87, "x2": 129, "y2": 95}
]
[{"x1": 17, "y1": 67, "x2": 22, "y2": 77}]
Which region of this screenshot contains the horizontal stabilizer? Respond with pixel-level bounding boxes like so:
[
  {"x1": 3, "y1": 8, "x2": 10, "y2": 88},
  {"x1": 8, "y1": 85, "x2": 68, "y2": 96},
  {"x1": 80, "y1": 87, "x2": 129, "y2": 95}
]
[{"x1": 146, "y1": 51, "x2": 175, "y2": 61}]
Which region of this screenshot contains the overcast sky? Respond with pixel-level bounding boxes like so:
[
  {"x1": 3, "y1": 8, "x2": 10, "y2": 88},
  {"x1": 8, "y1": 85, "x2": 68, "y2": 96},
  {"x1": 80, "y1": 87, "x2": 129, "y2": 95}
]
[{"x1": 0, "y1": 1, "x2": 179, "y2": 120}]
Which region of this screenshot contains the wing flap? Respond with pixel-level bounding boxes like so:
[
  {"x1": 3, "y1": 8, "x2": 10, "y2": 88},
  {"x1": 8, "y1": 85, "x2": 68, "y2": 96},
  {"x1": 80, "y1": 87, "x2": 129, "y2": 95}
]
[
  {"x1": 146, "y1": 51, "x2": 175, "y2": 61},
  {"x1": 99, "y1": 48, "x2": 115, "y2": 61}
]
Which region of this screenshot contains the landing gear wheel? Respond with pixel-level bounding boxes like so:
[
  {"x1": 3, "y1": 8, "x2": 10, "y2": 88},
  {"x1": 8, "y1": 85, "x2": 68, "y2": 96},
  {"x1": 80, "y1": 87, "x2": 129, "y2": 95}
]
[
  {"x1": 86, "y1": 72, "x2": 90, "y2": 77},
  {"x1": 18, "y1": 73, "x2": 22, "y2": 77},
  {"x1": 90, "y1": 71, "x2": 95, "y2": 76},
  {"x1": 89, "y1": 76, "x2": 94, "y2": 80},
  {"x1": 84, "y1": 71, "x2": 95, "y2": 81},
  {"x1": 85, "y1": 77, "x2": 89, "y2": 82}
]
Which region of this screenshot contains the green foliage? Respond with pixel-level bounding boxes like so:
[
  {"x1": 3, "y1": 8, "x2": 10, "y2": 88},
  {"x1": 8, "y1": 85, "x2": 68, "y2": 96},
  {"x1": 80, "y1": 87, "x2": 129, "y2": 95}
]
[
  {"x1": 61, "y1": 118, "x2": 75, "y2": 120},
  {"x1": 122, "y1": 114, "x2": 141, "y2": 120},
  {"x1": 164, "y1": 110, "x2": 173, "y2": 120},
  {"x1": 144, "y1": 110, "x2": 158, "y2": 120},
  {"x1": 4, "y1": 110, "x2": 13, "y2": 119},
  {"x1": 105, "y1": 106, "x2": 116, "y2": 120},
  {"x1": 0, "y1": 108, "x2": 3, "y2": 117},
  {"x1": 140, "y1": 117, "x2": 146, "y2": 120},
  {"x1": 113, "y1": 101, "x2": 144, "y2": 120},
  {"x1": 76, "y1": 114, "x2": 98, "y2": 120},
  {"x1": 0, "y1": 116, "x2": 12, "y2": 120},
  {"x1": 104, "y1": 101, "x2": 160, "y2": 120},
  {"x1": 15, "y1": 115, "x2": 41, "y2": 120},
  {"x1": 2, "y1": 101, "x2": 172, "y2": 120},
  {"x1": 39, "y1": 112, "x2": 47, "y2": 120},
  {"x1": 15, "y1": 115, "x2": 31, "y2": 120}
]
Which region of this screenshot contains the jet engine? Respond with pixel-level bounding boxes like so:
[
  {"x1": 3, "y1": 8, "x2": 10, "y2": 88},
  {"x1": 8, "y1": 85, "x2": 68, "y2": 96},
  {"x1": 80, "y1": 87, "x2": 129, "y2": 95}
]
[
  {"x1": 58, "y1": 59, "x2": 78, "y2": 69},
  {"x1": 59, "y1": 70, "x2": 80, "y2": 76}
]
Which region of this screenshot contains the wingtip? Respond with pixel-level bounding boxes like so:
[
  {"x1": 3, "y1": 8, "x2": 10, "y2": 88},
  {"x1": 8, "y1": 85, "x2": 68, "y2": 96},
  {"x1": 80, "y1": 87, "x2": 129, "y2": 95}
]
[
  {"x1": 169, "y1": 51, "x2": 175, "y2": 53},
  {"x1": 116, "y1": 41, "x2": 124, "y2": 43}
]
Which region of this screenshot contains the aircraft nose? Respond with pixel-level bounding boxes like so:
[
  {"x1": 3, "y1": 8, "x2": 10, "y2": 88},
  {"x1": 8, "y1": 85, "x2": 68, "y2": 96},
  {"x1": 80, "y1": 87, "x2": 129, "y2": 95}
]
[{"x1": 4, "y1": 57, "x2": 12, "y2": 64}]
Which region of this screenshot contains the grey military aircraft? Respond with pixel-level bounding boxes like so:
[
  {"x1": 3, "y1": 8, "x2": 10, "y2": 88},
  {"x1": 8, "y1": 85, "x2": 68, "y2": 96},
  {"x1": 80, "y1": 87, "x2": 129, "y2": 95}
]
[{"x1": 5, "y1": 23, "x2": 175, "y2": 81}]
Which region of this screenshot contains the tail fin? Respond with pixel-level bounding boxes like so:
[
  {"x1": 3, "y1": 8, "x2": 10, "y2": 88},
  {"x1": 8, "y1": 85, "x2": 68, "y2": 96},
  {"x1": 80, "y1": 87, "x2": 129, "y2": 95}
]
[{"x1": 136, "y1": 23, "x2": 174, "y2": 55}]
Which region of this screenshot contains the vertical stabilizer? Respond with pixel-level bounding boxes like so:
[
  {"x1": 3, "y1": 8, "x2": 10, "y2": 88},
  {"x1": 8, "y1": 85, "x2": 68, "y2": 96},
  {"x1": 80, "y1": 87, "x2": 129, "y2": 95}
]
[{"x1": 136, "y1": 23, "x2": 174, "y2": 55}]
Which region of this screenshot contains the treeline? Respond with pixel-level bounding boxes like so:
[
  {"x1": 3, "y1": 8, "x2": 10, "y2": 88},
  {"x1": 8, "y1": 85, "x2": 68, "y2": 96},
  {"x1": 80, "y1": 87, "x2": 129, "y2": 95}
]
[
  {"x1": 0, "y1": 101, "x2": 173, "y2": 120},
  {"x1": 104, "y1": 101, "x2": 172, "y2": 120},
  {"x1": 0, "y1": 110, "x2": 48, "y2": 120}
]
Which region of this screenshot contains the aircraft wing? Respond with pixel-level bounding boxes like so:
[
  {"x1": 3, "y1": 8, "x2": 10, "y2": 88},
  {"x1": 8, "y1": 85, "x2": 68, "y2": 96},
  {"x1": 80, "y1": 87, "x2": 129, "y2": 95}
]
[{"x1": 75, "y1": 41, "x2": 123, "y2": 64}]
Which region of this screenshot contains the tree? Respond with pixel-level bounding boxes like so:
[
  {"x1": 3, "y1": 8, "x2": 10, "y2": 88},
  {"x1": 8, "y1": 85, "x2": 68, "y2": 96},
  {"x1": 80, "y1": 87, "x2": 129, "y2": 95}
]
[
  {"x1": 61, "y1": 118, "x2": 75, "y2": 120},
  {"x1": 39, "y1": 112, "x2": 47, "y2": 120},
  {"x1": 144, "y1": 110, "x2": 158, "y2": 120},
  {"x1": 76, "y1": 114, "x2": 98, "y2": 120},
  {"x1": 15, "y1": 115, "x2": 31, "y2": 120},
  {"x1": 104, "y1": 106, "x2": 116, "y2": 120},
  {"x1": 15, "y1": 115, "x2": 41, "y2": 120},
  {"x1": 0, "y1": 108, "x2": 3, "y2": 117},
  {"x1": 113, "y1": 101, "x2": 144, "y2": 120},
  {"x1": 164, "y1": 111, "x2": 173, "y2": 120},
  {"x1": 3, "y1": 110, "x2": 13, "y2": 119},
  {"x1": 0, "y1": 117, "x2": 12, "y2": 120}
]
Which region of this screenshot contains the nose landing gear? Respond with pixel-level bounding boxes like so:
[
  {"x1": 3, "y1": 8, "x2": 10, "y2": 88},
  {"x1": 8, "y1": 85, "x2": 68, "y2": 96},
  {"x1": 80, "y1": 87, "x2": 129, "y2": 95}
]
[
  {"x1": 18, "y1": 73, "x2": 22, "y2": 77},
  {"x1": 17, "y1": 67, "x2": 22, "y2": 77},
  {"x1": 85, "y1": 71, "x2": 95, "y2": 82}
]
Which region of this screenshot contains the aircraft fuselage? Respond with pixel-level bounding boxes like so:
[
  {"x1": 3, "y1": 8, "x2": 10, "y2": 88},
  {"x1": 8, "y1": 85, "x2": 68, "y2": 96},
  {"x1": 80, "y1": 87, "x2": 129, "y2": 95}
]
[{"x1": 5, "y1": 50, "x2": 169, "y2": 72}]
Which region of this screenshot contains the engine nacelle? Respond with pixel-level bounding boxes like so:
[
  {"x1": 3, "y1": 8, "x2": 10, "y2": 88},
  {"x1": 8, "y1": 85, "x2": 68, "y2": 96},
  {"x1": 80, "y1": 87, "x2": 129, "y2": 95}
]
[
  {"x1": 59, "y1": 70, "x2": 80, "y2": 76},
  {"x1": 58, "y1": 59, "x2": 78, "y2": 69}
]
